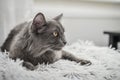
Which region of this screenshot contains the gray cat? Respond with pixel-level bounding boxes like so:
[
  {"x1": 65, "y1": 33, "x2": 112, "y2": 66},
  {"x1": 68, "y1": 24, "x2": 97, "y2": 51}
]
[{"x1": 1, "y1": 12, "x2": 91, "y2": 70}]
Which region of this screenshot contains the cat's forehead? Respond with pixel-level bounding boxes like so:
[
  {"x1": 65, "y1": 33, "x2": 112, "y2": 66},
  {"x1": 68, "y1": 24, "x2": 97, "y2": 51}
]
[{"x1": 47, "y1": 20, "x2": 64, "y2": 33}]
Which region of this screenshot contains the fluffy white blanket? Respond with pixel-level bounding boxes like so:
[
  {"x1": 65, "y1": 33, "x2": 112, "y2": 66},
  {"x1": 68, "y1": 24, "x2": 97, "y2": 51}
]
[{"x1": 0, "y1": 40, "x2": 120, "y2": 80}]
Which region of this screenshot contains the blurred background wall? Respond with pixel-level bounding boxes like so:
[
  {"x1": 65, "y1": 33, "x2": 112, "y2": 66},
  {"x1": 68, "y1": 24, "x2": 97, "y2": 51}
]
[
  {"x1": 0, "y1": 0, "x2": 120, "y2": 46},
  {"x1": 0, "y1": 0, "x2": 33, "y2": 46}
]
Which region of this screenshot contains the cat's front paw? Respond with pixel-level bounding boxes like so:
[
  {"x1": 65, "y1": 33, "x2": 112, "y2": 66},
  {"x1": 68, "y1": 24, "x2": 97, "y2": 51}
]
[
  {"x1": 22, "y1": 62, "x2": 38, "y2": 70},
  {"x1": 80, "y1": 60, "x2": 92, "y2": 66}
]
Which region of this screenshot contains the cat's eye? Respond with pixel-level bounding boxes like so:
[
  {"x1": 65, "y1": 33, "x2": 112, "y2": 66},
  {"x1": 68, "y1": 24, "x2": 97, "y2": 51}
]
[{"x1": 53, "y1": 32, "x2": 58, "y2": 37}]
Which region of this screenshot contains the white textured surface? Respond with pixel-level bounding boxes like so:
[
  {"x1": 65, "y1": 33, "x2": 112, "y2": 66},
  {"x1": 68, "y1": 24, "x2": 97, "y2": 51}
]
[{"x1": 0, "y1": 40, "x2": 120, "y2": 80}]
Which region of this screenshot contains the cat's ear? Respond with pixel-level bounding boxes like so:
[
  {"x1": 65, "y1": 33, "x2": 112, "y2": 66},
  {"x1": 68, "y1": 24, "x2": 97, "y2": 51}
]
[
  {"x1": 54, "y1": 13, "x2": 63, "y2": 21},
  {"x1": 32, "y1": 13, "x2": 46, "y2": 33},
  {"x1": 33, "y1": 13, "x2": 46, "y2": 26}
]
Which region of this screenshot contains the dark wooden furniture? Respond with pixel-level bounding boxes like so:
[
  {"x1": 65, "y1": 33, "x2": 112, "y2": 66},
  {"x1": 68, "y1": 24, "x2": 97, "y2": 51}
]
[{"x1": 104, "y1": 31, "x2": 120, "y2": 49}]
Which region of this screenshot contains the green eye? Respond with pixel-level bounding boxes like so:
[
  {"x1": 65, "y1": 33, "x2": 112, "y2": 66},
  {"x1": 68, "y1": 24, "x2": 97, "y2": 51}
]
[{"x1": 53, "y1": 32, "x2": 58, "y2": 37}]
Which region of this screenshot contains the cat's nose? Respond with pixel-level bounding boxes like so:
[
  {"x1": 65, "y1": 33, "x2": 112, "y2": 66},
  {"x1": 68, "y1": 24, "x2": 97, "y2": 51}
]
[{"x1": 63, "y1": 41, "x2": 67, "y2": 45}]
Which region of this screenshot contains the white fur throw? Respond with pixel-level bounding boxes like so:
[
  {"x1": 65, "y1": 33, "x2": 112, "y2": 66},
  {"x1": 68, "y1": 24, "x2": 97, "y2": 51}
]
[{"x1": 0, "y1": 40, "x2": 120, "y2": 80}]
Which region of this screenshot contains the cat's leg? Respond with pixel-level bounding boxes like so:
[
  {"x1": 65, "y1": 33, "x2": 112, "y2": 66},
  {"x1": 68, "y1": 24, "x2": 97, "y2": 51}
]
[
  {"x1": 62, "y1": 50, "x2": 91, "y2": 65},
  {"x1": 1, "y1": 29, "x2": 17, "y2": 52},
  {"x1": 1, "y1": 22, "x2": 25, "y2": 52},
  {"x1": 10, "y1": 49, "x2": 38, "y2": 70}
]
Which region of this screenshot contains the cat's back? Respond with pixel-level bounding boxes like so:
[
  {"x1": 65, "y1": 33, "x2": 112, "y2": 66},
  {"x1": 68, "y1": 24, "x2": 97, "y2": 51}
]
[{"x1": 1, "y1": 21, "x2": 29, "y2": 52}]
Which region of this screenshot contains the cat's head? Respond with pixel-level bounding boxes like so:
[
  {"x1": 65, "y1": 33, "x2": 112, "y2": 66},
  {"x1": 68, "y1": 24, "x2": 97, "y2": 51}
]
[{"x1": 30, "y1": 12, "x2": 66, "y2": 53}]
